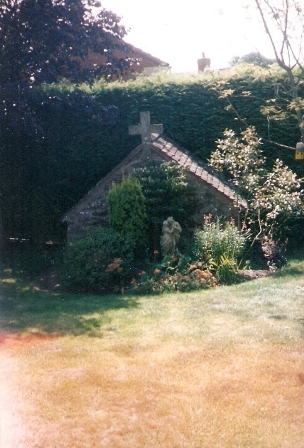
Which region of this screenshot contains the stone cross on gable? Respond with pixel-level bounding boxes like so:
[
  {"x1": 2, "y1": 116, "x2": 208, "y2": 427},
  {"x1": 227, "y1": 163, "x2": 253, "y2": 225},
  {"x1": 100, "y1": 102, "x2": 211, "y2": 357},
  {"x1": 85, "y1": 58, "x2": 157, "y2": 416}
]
[{"x1": 129, "y1": 111, "x2": 163, "y2": 161}]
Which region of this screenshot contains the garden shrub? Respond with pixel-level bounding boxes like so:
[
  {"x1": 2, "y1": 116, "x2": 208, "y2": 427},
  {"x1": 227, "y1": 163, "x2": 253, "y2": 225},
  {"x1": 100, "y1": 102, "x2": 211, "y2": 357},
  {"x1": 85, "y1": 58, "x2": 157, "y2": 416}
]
[
  {"x1": 194, "y1": 216, "x2": 248, "y2": 265},
  {"x1": 60, "y1": 227, "x2": 135, "y2": 293},
  {"x1": 209, "y1": 128, "x2": 303, "y2": 255},
  {"x1": 107, "y1": 176, "x2": 148, "y2": 257},
  {"x1": 193, "y1": 215, "x2": 248, "y2": 282}
]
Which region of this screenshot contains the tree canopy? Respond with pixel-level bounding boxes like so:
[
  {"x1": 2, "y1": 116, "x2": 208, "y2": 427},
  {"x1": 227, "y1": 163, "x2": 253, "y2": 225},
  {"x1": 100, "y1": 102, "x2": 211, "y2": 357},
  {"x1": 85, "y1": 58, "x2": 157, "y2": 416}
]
[
  {"x1": 0, "y1": 0, "x2": 131, "y2": 136},
  {"x1": 214, "y1": 1, "x2": 304, "y2": 151},
  {"x1": 230, "y1": 52, "x2": 276, "y2": 67},
  {"x1": 209, "y1": 127, "x2": 303, "y2": 243},
  {"x1": 252, "y1": 0, "x2": 304, "y2": 143},
  {"x1": 0, "y1": 0, "x2": 130, "y2": 86}
]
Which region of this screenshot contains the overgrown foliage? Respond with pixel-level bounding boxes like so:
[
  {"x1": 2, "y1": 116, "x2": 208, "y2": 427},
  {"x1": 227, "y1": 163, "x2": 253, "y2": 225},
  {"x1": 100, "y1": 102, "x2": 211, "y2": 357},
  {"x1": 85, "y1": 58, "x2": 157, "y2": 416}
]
[
  {"x1": 209, "y1": 127, "x2": 303, "y2": 251},
  {"x1": 214, "y1": 0, "x2": 304, "y2": 150},
  {"x1": 60, "y1": 227, "x2": 135, "y2": 293},
  {"x1": 0, "y1": 0, "x2": 131, "y2": 137},
  {"x1": 194, "y1": 215, "x2": 248, "y2": 266},
  {"x1": 210, "y1": 64, "x2": 301, "y2": 153},
  {"x1": 107, "y1": 177, "x2": 148, "y2": 256},
  {"x1": 193, "y1": 215, "x2": 248, "y2": 283},
  {"x1": 0, "y1": 0, "x2": 129, "y2": 86},
  {"x1": 134, "y1": 161, "x2": 200, "y2": 253},
  {"x1": 129, "y1": 254, "x2": 217, "y2": 295},
  {"x1": 253, "y1": 0, "x2": 304, "y2": 143}
]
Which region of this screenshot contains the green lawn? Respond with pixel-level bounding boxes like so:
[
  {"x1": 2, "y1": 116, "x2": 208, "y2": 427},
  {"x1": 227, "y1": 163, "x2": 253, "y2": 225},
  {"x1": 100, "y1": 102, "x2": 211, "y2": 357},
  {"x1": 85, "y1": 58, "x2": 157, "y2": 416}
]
[{"x1": 1, "y1": 255, "x2": 304, "y2": 447}]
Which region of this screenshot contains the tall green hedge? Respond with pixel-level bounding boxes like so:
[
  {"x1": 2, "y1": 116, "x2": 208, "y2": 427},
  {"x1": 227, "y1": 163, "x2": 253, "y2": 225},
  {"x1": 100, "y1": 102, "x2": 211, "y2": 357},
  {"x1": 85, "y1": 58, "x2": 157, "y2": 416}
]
[{"x1": 1, "y1": 68, "x2": 303, "y2": 242}]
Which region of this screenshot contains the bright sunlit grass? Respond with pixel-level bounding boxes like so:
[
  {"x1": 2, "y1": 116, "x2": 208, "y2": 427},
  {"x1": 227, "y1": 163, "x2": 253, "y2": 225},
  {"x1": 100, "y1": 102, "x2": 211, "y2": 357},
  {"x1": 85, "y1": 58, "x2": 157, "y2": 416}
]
[{"x1": 1, "y1": 256, "x2": 304, "y2": 447}]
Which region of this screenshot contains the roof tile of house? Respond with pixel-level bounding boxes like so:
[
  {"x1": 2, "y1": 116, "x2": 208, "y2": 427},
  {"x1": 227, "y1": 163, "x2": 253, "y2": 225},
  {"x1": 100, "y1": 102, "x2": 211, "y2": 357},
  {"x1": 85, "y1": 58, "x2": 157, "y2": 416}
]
[
  {"x1": 128, "y1": 45, "x2": 170, "y2": 67},
  {"x1": 151, "y1": 134, "x2": 246, "y2": 207}
]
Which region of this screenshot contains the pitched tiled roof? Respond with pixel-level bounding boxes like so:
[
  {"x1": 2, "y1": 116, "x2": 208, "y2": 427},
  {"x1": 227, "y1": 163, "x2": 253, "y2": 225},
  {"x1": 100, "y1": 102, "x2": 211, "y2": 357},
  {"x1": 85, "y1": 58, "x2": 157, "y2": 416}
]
[{"x1": 151, "y1": 134, "x2": 247, "y2": 208}]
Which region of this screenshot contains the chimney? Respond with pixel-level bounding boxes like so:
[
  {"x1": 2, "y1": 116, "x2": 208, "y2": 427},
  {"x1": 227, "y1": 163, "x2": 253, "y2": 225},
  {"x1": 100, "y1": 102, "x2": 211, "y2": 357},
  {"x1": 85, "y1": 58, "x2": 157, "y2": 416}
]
[{"x1": 197, "y1": 52, "x2": 211, "y2": 72}]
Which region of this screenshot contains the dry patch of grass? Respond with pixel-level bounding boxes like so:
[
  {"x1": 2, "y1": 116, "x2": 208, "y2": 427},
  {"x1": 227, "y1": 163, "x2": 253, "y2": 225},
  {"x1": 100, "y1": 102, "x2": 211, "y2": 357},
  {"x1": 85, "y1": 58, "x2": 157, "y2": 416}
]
[
  {"x1": 1, "y1": 336, "x2": 304, "y2": 448},
  {"x1": 1, "y1": 256, "x2": 304, "y2": 447}
]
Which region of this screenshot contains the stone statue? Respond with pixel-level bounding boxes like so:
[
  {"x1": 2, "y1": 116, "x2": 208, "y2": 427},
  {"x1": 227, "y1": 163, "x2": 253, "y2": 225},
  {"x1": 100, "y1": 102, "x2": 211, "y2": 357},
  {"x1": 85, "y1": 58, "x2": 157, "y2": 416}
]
[{"x1": 160, "y1": 217, "x2": 182, "y2": 256}]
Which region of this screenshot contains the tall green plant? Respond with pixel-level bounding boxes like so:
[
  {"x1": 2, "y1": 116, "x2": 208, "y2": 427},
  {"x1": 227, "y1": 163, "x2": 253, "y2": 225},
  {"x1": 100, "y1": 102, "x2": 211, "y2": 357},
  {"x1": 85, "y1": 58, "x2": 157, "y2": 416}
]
[
  {"x1": 193, "y1": 216, "x2": 249, "y2": 283},
  {"x1": 194, "y1": 216, "x2": 248, "y2": 266},
  {"x1": 107, "y1": 176, "x2": 148, "y2": 256}
]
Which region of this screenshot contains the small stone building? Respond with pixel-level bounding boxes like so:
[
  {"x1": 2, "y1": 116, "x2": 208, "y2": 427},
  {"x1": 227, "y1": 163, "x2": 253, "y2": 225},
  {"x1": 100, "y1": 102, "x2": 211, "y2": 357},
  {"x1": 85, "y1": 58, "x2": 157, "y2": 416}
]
[{"x1": 63, "y1": 112, "x2": 246, "y2": 240}]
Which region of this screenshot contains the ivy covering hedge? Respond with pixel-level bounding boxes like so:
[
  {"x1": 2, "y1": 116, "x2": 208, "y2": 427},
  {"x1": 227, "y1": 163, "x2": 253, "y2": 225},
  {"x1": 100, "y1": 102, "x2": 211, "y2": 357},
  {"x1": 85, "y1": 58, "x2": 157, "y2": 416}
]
[{"x1": 1, "y1": 67, "x2": 303, "y2": 242}]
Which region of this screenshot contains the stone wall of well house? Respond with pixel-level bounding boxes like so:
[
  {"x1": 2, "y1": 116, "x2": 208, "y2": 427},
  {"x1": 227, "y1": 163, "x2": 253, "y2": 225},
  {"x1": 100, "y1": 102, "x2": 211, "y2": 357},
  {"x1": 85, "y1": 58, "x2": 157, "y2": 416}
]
[
  {"x1": 185, "y1": 172, "x2": 241, "y2": 226},
  {"x1": 64, "y1": 148, "x2": 166, "y2": 239}
]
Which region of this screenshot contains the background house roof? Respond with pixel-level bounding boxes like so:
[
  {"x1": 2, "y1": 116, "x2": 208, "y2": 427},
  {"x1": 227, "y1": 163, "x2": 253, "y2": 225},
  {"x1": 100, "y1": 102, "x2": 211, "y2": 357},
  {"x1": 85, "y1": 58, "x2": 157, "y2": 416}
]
[
  {"x1": 79, "y1": 41, "x2": 170, "y2": 78},
  {"x1": 127, "y1": 44, "x2": 170, "y2": 67}
]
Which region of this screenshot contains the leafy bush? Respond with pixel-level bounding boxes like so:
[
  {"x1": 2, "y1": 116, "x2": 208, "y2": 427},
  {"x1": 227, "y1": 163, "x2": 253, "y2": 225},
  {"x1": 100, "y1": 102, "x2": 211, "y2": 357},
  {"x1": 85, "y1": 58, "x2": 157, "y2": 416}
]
[
  {"x1": 60, "y1": 228, "x2": 135, "y2": 293},
  {"x1": 193, "y1": 216, "x2": 250, "y2": 283},
  {"x1": 209, "y1": 128, "x2": 303, "y2": 244},
  {"x1": 107, "y1": 176, "x2": 148, "y2": 257},
  {"x1": 193, "y1": 215, "x2": 248, "y2": 268}
]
